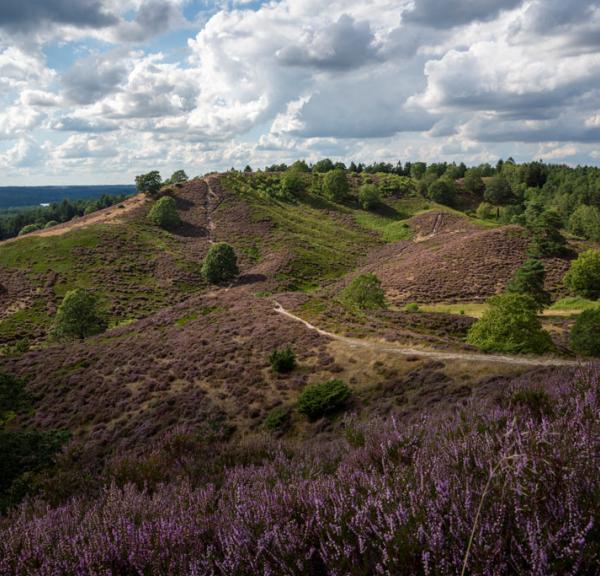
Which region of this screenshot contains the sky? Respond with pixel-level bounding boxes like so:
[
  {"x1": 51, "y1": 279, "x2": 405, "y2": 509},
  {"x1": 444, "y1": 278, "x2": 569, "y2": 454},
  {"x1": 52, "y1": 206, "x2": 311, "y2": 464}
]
[{"x1": 1, "y1": 0, "x2": 600, "y2": 185}]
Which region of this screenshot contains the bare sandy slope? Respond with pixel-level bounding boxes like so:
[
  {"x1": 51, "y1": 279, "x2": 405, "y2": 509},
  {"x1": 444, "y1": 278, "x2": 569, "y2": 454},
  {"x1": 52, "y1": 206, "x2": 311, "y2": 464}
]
[{"x1": 0, "y1": 194, "x2": 149, "y2": 245}]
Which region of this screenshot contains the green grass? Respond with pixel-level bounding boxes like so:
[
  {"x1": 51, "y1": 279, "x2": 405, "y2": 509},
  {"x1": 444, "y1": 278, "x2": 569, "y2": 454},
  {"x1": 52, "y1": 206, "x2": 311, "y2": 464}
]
[
  {"x1": 548, "y1": 297, "x2": 599, "y2": 314},
  {"x1": 224, "y1": 173, "x2": 380, "y2": 291},
  {"x1": 353, "y1": 211, "x2": 413, "y2": 242},
  {"x1": 418, "y1": 302, "x2": 488, "y2": 318}
]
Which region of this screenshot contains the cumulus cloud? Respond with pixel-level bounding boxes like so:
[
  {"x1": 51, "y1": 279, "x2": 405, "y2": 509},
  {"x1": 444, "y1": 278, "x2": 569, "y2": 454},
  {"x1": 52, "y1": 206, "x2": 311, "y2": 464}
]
[
  {"x1": 403, "y1": 0, "x2": 524, "y2": 29},
  {"x1": 0, "y1": 0, "x2": 118, "y2": 32},
  {"x1": 2, "y1": 0, "x2": 600, "y2": 183}
]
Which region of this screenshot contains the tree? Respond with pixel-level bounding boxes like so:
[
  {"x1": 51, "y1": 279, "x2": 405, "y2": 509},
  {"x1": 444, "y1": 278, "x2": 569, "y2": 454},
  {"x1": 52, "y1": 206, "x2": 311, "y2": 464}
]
[
  {"x1": 484, "y1": 175, "x2": 513, "y2": 215},
  {"x1": 202, "y1": 242, "x2": 239, "y2": 284},
  {"x1": 147, "y1": 196, "x2": 181, "y2": 229},
  {"x1": 410, "y1": 162, "x2": 427, "y2": 180},
  {"x1": 570, "y1": 309, "x2": 600, "y2": 357},
  {"x1": 313, "y1": 158, "x2": 335, "y2": 173},
  {"x1": 358, "y1": 183, "x2": 381, "y2": 210},
  {"x1": 463, "y1": 169, "x2": 485, "y2": 196},
  {"x1": 135, "y1": 171, "x2": 162, "y2": 198},
  {"x1": 466, "y1": 293, "x2": 553, "y2": 354},
  {"x1": 506, "y1": 258, "x2": 551, "y2": 309},
  {"x1": 568, "y1": 205, "x2": 600, "y2": 242},
  {"x1": 243, "y1": 165, "x2": 253, "y2": 173},
  {"x1": 290, "y1": 160, "x2": 310, "y2": 173},
  {"x1": 563, "y1": 249, "x2": 600, "y2": 299},
  {"x1": 529, "y1": 211, "x2": 567, "y2": 257},
  {"x1": 280, "y1": 171, "x2": 305, "y2": 197},
  {"x1": 52, "y1": 289, "x2": 107, "y2": 340},
  {"x1": 341, "y1": 273, "x2": 386, "y2": 310},
  {"x1": 475, "y1": 202, "x2": 496, "y2": 220},
  {"x1": 297, "y1": 379, "x2": 350, "y2": 420},
  {"x1": 428, "y1": 177, "x2": 456, "y2": 206},
  {"x1": 168, "y1": 170, "x2": 188, "y2": 185},
  {"x1": 322, "y1": 169, "x2": 349, "y2": 202}
]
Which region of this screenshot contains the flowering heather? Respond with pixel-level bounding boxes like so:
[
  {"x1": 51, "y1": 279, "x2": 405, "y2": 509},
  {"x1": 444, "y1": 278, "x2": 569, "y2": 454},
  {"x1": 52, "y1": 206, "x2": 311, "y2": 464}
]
[{"x1": 2, "y1": 364, "x2": 599, "y2": 575}]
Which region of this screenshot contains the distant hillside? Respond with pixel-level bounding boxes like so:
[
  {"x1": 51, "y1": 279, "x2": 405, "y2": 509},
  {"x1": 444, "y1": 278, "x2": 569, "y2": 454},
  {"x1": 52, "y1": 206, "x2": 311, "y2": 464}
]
[{"x1": 0, "y1": 185, "x2": 136, "y2": 209}]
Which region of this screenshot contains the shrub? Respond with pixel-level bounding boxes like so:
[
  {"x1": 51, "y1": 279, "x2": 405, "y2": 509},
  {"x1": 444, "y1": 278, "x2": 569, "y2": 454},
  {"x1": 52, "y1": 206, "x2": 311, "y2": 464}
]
[
  {"x1": 280, "y1": 171, "x2": 305, "y2": 197},
  {"x1": 44, "y1": 220, "x2": 59, "y2": 229},
  {"x1": 570, "y1": 309, "x2": 600, "y2": 357},
  {"x1": 358, "y1": 184, "x2": 381, "y2": 210},
  {"x1": 135, "y1": 171, "x2": 162, "y2": 198},
  {"x1": 147, "y1": 196, "x2": 181, "y2": 229},
  {"x1": 52, "y1": 289, "x2": 107, "y2": 341},
  {"x1": 167, "y1": 170, "x2": 188, "y2": 185},
  {"x1": 475, "y1": 202, "x2": 495, "y2": 220},
  {"x1": 18, "y1": 224, "x2": 41, "y2": 236},
  {"x1": 269, "y1": 347, "x2": 296, "y2": 373},
  {"x1": 404, "y1": 302, "x2": 420, "y2": 312},
  {"x1": 563, "y1": 249, "x2": 600, "y2": 299},
  {"x1": 298, "y1": 379, "x2": 351, "y2": 420},
  {"x1": 341, "y1": 273, "x2": 386, "y2": 310},
  {"x1": 202, "y1": 243, "x2": 239, "y2": 284},
  {"x1": 0, "y1": 373, "x2": 30, "y2": 426},
  {"x1": 466, "y1": 293, "x2": 553, "y2": 354},
  {"x1": 263, "y1": 407, "x2": 291, "y2": 432},
  {"x1": 322, "y1": 169, "x2": 349, "y2": 202},
  {"x1": 427, "y1": 177, "x2": 456, "y2": 206},
  {"x1": 568, "y1": 205, "x2": 600, "y2": 242},
  {"x1": 505, "y1": 257, "x2": 550, "y2": 309}
]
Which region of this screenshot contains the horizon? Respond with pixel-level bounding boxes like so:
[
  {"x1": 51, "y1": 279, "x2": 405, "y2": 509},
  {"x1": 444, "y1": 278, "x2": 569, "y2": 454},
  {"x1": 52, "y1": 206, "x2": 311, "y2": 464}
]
[{"x1": 2, "y1": 0, "x2": 600, "y2": 186}]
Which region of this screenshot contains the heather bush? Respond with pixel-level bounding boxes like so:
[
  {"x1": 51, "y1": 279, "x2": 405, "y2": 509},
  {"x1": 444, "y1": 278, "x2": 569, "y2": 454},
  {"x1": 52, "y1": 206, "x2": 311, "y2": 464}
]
[
  {"x1": 2, "y1": 366, "x2": 600, "y2": 575},
  {"x1": 563, "y1": 249, "x2": 600, "y2": 299},
  {"x1": 201, "y1": 242, "x2": 239, "y2": 284},
  {"x1": 341, "y1": 273, "x2": 386, "y2": 310},
  {"x1": 570, "y1": 309, "x2": 600, "y2": 357},
  {"x1": 52, "y1": 288, "x2": 107, "y2": 340},
  {"x1": 269, "y1": 346, "x2": 296, "y2": 373},
  {"x1": 147, "y1": 196, "x2": 181, "y2": 229},
  {"x1": 297, "y1": 379, "x2": 350, "y2": 420},
  {"x1": 467, "y1": 293, "x2": 553, "y2": 354}
]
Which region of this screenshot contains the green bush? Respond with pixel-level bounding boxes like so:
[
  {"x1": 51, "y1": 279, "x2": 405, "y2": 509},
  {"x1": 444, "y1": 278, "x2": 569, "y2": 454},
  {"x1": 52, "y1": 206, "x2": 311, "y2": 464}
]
[
  {"x1": 475, "y1": 202, "x2": 496, "y2": 220},
  {"x1": 341, "y1": 273, "x2": 386, "y2": 310},
  {"x1": 280, "y1": 171, "x2": 305, "y2": 197},
  {"x1": 358, "y1": 184, "x2": 381, "y2": 210},
  {"x1": 202, "y1": 242, "x2": 239, "y2": 284},
  {"x1": 44, "y1": 220, "x2": 59, "y2": 229},
  {"x1": 147, "y1": 196, "x2": 181, "y2": 229},
  {"x1": 322, "y1": 169, "x2": 349, "y2": 202},
  {"x1": 263, "y1": 407, "x2": 291, "y2": 432},
  {"x1": 269, "y1": 347, "x2": 296, "y2": 373},
  {"x1": 568, "y1": 205, "x2": 600, "y2": 242},
  {"x1": 404, "y1": 302, "x2": 420, "y2": 312},
  {"x1": 52, "y1": 289, "x2": 107, "y2": 341},
  {"x1": 529, "y1": 211, "x2": 567, "y2": 257},
  {"x1": 298, "y1": 379, "x2": 351, "y2": 420},
  {"x1": 563, "y1": 249, "x2": 600, "y2": 299},
  {"x1": 427, "y1": 177, "x2": 456, "y2": 206},
  {"x1": 18, "y1": 223, "x2": 41, "y2": 236},
  {"x1": 570, "y1": 309, "x2": 600, "y2": 357},
  {"x1": 0, "y1": 373, "x2": 30, "y2": 426},
  {"x1": 466, "y1": 293, "x2": 553, "y2": 354}
]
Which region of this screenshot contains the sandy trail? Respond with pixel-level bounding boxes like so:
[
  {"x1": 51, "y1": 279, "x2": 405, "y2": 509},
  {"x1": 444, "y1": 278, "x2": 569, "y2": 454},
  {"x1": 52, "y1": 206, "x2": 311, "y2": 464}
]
[{"x1": 273, "y1": 302, "x2": 580, "y2": 367}]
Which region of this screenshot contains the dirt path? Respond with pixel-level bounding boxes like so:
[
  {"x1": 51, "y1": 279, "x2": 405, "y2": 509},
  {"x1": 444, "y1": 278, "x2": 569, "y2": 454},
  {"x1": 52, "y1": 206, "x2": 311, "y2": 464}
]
[
  {"x1": 273, "y1": 302, "x2": 580, "y2": 367},
  {"x1": 0, "y1": 194, "x2": 148, "y2": 246}
]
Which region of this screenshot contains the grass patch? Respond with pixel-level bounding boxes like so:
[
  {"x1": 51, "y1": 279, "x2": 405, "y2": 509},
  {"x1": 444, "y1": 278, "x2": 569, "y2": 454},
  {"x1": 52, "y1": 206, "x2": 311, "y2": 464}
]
[
  {"x1": 354, "y1": 209, "x2": 413, "y2": 242},
  {"x1": 547, "y1": 297, "x2": 599, "y2": 315},
  {"x1": 418, "y1": 302, "x2": 488, "y2": 318}
]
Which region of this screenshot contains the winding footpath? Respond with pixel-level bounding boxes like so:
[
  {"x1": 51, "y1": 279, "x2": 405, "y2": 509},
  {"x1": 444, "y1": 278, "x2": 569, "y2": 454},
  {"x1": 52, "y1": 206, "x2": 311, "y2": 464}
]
[{"x1": 273, "y1": 302, "x2": 581, "y2": 368}]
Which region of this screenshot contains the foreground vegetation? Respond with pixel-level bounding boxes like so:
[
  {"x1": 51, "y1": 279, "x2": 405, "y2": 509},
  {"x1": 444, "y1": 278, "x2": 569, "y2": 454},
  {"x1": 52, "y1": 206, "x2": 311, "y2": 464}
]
[{"x1": 1, "y1": 365, "x2": 599, "y2": 575}]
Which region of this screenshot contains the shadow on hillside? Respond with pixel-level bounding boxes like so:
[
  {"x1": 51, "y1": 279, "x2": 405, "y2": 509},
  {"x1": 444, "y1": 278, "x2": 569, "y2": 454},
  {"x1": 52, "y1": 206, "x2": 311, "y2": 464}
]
[
  {"x1": 175, "y1": 223, "x2": 208, "y2": 238},
  {"x1": 236, "y1": 273, "x2": 267, "y2": 286},
  {"x1": 175, "y1": 197, "x2": 196, "y2": 211}
]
